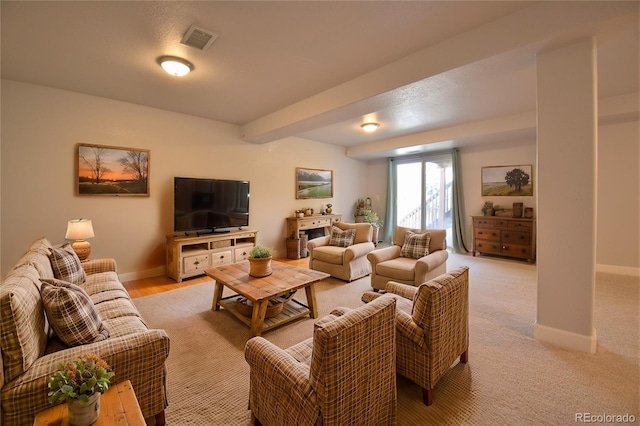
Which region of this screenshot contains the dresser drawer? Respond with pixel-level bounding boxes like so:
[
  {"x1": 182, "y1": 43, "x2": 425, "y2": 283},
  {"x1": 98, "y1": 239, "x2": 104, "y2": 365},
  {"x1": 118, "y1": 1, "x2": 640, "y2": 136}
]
[
  {"x1": 501, "y1": 243, "x2": 531, "y2": 259},
  {"x1": 474, "y1": 240, "x2": 502, "y2": 254},
  {"x1": 299, "y1": 217, "x2": 331, "y2": 230},
  {"x1": 473, "y1": 218, "x2": 494, "y2": 227},
  {"x1": 210, "y1": 250, "x2": 233, "y2": 266},
  {"x1": 183, "y1": 254, "x2": 210, "y2": 274},
  {"x1": 501, "y1": 230, "x2": 531, "y2": 245},
  {"x1": 509, "y1": 220, "x2": 532, "y2": 230},
  {"x1": 475, "y1": 228, "x2": 500, "y2": 241}
]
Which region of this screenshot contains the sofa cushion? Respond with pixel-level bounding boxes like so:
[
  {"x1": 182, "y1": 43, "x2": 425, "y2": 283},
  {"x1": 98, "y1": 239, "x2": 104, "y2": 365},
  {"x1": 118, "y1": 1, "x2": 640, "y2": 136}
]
[
  {"x1": 376, "y1": 257, "x2": 417, "y2": 282},
  {"x1": 49, "y1": 244, "x2": 86, "y2": 285},
  {"x1": 334, "y1": 222, "x2": 372, "y2": 244},
  {"x1": 312, "y1": 245, "x2": 346, "y2": 265},
  {"x1": 13, "y1": 238, "x2": 55, "y2": 279},
  {"x1": 400, "y1": 231, "x2": 431, "y2": 259},
  {"x1": 40, "y1": 278, "x2": 109, "y2": 346},
  {"x1": 0, "y1": 265, "x2": 48, "y2": 383},
  {"x1": 393, "y1": 227, "x2": 446, "y2": 253},
  {"x1": 329, "y1": 226, "x2": 355, "y2": 248}
]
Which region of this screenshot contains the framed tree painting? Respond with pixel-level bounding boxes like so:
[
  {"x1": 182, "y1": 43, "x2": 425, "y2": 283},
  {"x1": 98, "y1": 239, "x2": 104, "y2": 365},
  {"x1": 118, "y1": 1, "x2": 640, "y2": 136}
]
[
  {"x1": 77, "y1": 143, "x2": 150, "y2": 196},
  {"x1": 296, "y1": 167, "x2": 333, "y2": 199},
  {"x1": 481, "y1": 164, "x2": 533, "y2": 196}
]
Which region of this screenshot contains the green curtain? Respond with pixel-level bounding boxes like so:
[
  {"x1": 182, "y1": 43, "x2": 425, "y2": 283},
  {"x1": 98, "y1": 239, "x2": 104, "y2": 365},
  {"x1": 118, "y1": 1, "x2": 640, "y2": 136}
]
[
  {"x1": 382, "y1": 158, "x2": 396, "y2": 244},
  {"x1": 451, "y1": 148, "x2": 469, "y2": 253}
]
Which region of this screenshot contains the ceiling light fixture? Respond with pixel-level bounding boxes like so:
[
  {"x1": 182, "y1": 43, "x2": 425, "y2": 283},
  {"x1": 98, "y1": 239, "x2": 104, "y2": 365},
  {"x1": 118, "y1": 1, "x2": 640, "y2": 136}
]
[
  {"x1": 157, "y1": 56, "x2": 194, "y2": 77},
  {"x1": 360, "y1": 122, "x2": 380, "y2": 132}
]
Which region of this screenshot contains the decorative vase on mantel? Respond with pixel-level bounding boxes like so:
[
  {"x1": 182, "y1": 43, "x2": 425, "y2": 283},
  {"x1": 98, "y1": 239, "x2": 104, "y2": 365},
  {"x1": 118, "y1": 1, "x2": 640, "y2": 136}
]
[
  {"x1": 248, "y1": 257, "x2": 273, "y2": 278},
  {"x1": 67, "y1": 392, "x2": 101, "y2": 426}
]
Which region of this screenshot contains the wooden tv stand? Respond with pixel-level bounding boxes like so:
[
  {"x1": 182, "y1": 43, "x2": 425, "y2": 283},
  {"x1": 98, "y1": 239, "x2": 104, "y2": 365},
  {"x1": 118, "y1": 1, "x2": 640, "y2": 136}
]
[{"x1": 166, "y1": 229, "x2": 258, "y2": 282}]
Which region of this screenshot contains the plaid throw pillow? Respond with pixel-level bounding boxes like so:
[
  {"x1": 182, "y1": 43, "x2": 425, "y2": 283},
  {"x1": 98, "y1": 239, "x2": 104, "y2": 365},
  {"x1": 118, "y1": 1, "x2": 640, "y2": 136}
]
[
  {"x1": 400, "y1": 231, "x2": 431, "y2": 259},
  {"x1": 40, "y1": 278, "x2": 109, "y2": 346},
  {"x1": 328, "y1": 226, "x2": 356, "y2": 248},
  {"x1": 49, "y1": 244, "x2": 86, "y2": 284}
]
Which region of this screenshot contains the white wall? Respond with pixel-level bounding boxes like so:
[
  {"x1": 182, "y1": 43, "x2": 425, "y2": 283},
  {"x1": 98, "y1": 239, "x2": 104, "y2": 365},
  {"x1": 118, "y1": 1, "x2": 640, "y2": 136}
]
[
  {"x1": 597, "y1": 120, "x2": 640, "y2": 271},
  {"x1": 1, "y1": 80, "x2": 370, "y2": 278}
]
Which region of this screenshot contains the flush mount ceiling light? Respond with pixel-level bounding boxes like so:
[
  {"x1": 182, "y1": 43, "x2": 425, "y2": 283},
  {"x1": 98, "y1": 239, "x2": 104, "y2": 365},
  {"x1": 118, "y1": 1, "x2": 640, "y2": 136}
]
[
  {"x1": 157, "y1": 56, "x2": 194, "y2": 77},
  {"x1": 360, "y1": 122, "x2": 380, "y2": 132}
]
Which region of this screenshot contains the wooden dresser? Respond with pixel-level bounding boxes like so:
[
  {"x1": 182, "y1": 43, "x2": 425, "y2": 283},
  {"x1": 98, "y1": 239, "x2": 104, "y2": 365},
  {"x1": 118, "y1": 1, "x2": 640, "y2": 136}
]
[{"x1": 472, "y1": 216, "x2": 536, "y2": 263}]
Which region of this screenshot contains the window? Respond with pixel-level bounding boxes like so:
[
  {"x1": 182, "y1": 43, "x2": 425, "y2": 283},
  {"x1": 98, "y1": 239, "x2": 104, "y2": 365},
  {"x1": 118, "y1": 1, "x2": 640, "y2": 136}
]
[{"x1": 394, "y1": 153, "x2": 453, "y2": 247}]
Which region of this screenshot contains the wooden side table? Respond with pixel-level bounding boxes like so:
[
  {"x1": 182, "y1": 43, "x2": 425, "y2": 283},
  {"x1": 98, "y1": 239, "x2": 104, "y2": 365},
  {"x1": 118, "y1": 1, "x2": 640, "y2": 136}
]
[{"x1": 34, "y1": 380, "x2": 145, "y2": 426}]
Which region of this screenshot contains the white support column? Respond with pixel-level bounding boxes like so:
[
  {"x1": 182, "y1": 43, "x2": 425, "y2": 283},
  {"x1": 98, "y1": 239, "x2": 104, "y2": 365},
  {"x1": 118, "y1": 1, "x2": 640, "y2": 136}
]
[{"x1": 534, "y1": 38, "x2": 598, "y2": 353}]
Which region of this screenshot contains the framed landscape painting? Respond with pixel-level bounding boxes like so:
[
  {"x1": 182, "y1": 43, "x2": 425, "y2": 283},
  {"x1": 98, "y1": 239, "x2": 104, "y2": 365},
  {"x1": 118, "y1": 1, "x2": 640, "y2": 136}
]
[
  {"x1": 481, "y1": 164, "x2": 533, "y2": 196},
  {"x1": 296, "y1": 167, "x2": 333, "y2": 199},
  {"x1": 77, "y1": 144, "x2": 150, "y2": 196}
]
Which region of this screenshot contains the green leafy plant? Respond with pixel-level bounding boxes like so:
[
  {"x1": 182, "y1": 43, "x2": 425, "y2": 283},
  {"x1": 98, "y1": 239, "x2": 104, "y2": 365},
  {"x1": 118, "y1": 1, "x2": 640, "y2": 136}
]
[
  {"x1": 481, "y1": 201, "x2": 494, "y2": 215},
  {"x1": 362, "y1": 210, "x2": 383, "y2": 228},
  {"x1": 249, "y1": 244, "x2": 272, "y2": 259},
  {"x1": 326, "y1": 203, "x2": 332, "y2": 208},
  {"x1": 48, "y1": 353, "x2": 114, "y2": 404}
]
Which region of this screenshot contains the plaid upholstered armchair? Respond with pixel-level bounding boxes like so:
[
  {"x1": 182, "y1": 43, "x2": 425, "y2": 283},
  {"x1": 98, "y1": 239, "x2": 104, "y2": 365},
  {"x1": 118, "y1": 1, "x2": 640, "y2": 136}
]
[
  {"x1": 362, "y1": 266, "x2": 469, "y2": 406},
  {"x1": 244, "y1": 296, "x2": 397, "y2": 426}
]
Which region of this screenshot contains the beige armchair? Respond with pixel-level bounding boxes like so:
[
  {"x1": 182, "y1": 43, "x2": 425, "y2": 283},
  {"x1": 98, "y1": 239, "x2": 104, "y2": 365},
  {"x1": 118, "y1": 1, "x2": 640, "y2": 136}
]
[
  {"x1": 244, "y1": 296, "x2": 397, "y2": 426},
  {"x1": 362, "y1": 266, "x2": 469, "y2": 406},
  {"x1": 367, "y1": 226, "x2": 448, "y2": 291},
  {"x1": 307, "y1": 222, "x2": 375, "y2": 281}
]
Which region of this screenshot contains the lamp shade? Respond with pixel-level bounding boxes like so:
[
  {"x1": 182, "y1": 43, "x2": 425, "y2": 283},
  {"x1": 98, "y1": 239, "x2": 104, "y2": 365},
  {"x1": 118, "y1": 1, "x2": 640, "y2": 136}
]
[{"x1": 65, "y1": 219, "x2": 95, "y2": 241}]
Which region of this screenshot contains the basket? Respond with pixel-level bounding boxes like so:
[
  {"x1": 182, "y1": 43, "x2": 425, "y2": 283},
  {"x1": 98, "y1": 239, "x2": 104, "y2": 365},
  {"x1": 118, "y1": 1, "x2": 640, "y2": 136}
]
[
  {"x1": 286, "y1": 238, "x2": 301, "y2": 259},
  {"x1": 235, "y1": 297, "x2": 284, "y2": 318},
  {"x1": 299, "y1": 234, "x2": 308, "y2": 258}
]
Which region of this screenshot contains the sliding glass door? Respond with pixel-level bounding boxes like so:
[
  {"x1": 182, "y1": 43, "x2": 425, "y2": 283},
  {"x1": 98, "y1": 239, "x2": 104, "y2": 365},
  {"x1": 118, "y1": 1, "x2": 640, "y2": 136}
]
[{"x1": 394, "y1": 153, "x2": 453, "y2": 246}]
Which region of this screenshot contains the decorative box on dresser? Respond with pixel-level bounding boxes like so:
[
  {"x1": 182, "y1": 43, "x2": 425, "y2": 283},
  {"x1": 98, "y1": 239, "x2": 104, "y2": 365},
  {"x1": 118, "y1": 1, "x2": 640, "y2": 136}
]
[
  {"x1": 472, "y1": 216, "x2": 536, "y2": 263},
  {"x1": 166, "y1": 229, "x2": 258, "y2": 282}
]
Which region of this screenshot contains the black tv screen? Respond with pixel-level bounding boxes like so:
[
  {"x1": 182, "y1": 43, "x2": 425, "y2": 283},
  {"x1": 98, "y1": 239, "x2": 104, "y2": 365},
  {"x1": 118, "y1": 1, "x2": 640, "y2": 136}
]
[{"x1": 174, "y1": 177, "x2": 250, "y2": 232}]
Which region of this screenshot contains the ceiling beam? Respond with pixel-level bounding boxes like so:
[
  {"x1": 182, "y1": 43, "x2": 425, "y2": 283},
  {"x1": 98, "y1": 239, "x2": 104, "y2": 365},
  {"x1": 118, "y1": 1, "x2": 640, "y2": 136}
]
[{"x1": 241, "y1": 1, "x2": 638, "y2": 145}]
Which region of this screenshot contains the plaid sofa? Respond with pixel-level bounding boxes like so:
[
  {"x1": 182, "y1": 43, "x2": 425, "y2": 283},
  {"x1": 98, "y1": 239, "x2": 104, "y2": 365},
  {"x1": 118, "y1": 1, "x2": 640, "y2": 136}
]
[
  {"x1": 0, "y1": 238, "x2": 169, "y2": 425},
  {"x1": 245, "y1": 296, "x2": 397, "y2": 425},
  {"x1": 362, "y1": 266, "x2": 469, "y2": 405}
]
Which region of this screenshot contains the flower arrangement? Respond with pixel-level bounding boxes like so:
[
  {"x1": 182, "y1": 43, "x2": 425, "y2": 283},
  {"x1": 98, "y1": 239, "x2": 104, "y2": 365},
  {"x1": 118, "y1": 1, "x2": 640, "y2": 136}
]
[{"x1": 48, "y1": 353, "x2": 114, "y2": 404}]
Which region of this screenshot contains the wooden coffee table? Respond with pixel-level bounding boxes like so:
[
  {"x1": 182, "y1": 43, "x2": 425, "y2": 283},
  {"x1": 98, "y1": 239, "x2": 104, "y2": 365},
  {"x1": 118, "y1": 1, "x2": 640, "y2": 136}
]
[
  {"x1": 206, "y1": 261, "x2": 329, "y2": 337},
  {"x1": 34, "y1": 380, "x2": 145, "y2": 426}
]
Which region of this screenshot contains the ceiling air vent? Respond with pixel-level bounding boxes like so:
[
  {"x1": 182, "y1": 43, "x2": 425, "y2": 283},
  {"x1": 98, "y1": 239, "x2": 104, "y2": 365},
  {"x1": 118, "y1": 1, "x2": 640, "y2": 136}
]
[{"x1": 181, "y1": 25, "x2": 218, "y2": 51}]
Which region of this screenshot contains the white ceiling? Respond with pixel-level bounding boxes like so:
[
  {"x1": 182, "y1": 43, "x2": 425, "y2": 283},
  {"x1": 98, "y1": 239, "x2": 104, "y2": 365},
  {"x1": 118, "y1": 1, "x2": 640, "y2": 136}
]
[{"x1": 2, "y1": 1, "x2": 638, "y2": 160}]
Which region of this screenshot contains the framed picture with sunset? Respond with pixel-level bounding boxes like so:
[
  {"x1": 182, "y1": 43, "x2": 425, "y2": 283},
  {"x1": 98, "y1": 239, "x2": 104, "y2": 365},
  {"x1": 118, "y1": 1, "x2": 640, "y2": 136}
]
[{"x1": 77, "y1": 144, "x2": 150, "y2": 196}]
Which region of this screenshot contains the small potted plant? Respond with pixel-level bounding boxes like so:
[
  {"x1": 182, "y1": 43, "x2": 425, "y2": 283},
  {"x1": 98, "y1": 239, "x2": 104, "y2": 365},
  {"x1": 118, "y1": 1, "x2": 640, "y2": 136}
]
[
  {"x1": 295, "y1": 209, "x2": 305, "y2": 218},
  {"x1": 363, "y1": 210, "x2": 383, "y2": 244},
  {"x1": 48, "y1": 353, "x2": 114, "y2": 426},
  {"x1": 325, "y1": 203, "x2": 333, "y2": 214},
  {"x1": 248, "y1": 244, "x2": 273, "y2": 277},
  {"x1": 481, "y1": 201, "x2": 495, "y2": 216}
]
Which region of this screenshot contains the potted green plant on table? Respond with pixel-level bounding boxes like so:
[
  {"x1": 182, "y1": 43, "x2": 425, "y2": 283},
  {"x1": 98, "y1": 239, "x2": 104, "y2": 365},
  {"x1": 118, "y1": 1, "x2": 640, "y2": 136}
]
[
  {"x1": 248, "y1": 244, "x2": 273, "y2": 277},
  {"x1": 48, "y1": 353, "x2": 114, "y2": 426}
]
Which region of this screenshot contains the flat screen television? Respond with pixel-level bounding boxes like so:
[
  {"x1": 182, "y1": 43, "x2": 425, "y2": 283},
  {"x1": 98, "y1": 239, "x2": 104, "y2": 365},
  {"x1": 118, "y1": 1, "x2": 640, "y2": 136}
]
[{"x1": 174, "y1": 177, "x2": 250, "y2": 233}]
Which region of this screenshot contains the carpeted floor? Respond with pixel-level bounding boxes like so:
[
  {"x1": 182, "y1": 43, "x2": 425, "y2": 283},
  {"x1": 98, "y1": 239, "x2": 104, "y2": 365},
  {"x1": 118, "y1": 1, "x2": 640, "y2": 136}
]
[{"x1": 133, "y1": 254, "x2": 639, "y2": 425}]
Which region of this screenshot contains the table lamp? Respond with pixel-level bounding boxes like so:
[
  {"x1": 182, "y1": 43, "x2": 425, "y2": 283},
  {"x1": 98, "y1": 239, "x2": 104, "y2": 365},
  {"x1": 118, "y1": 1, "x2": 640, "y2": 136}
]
[{"x1": 65, "y1": 219, "x2": 95, "y2": 261}]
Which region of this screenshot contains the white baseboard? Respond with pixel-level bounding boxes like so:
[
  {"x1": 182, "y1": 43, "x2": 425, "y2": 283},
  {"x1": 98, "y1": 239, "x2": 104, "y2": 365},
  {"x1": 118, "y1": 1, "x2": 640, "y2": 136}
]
[
  {"x1": 533, "y1": 322, "x2": 597, "y2": 354},
  {"x1": 596, "y1": 264, "x2": 640, "y2": 277},
  {"x1": 119, "y1": 266, "x2": 166, "y2": 283}
]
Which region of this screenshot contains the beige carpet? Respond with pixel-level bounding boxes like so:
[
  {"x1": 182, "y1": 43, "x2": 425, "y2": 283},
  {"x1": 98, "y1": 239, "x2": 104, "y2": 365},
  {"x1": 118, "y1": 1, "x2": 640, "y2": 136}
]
[{"x1": 133, "y1": 254, "x2": 639, "y2": 425}]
